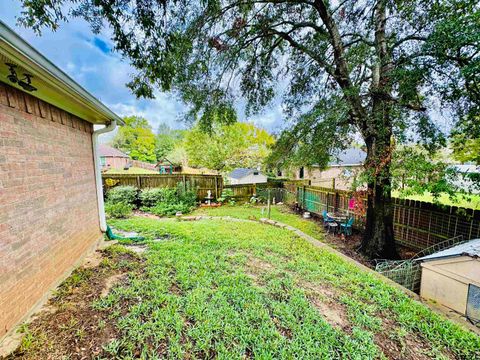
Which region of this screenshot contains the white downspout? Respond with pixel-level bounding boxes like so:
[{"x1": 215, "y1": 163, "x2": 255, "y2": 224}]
[{"x1": 92, "y1": 120, "x2": 117, "y2": 232}]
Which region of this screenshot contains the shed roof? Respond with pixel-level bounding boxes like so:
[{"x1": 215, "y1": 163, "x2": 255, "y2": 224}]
[
  {"x1": 0, "y1": 21, "x2": 122, "y2": 125},
  {"x1": 418, "y1": 238, "x2": 480, "y2": 262},
  {"x1": 228, "y1": 168, "x2": 262, "y2": 179},
  {"x1": 99, "y1": 144, "x2": 129, "y2": 158},
  {"x1": 330, "y1": 148, "x2": 366, "y2": 166}
]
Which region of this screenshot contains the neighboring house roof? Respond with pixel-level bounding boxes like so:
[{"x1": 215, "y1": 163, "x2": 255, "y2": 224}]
[
  {"x1": 0, "y1": 21, "x2": 122, "y2": 125},
  {"x1": 98, "y1": 144, "x2": 129, "y2": 158},
  {"x1": 329, "y1": 148, "x2": 366, "y2": 167},
  {"x1": 228, "y1": 168, "x2": 263, "y2": 179},
  {"x1": 156, "y1": 158, "x2": 179, "y2": 166},
  {"x1": 418, "y1": 238, "x2": 480, "y2": 262}
]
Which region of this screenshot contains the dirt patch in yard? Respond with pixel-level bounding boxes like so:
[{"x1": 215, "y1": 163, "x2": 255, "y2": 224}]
[
  {"x1": 243, "y1": 255, "x2": 276, "y2": 285},
  {"x1": 373, "y1": 318, "x2": 446, "y2": 360},
  {"x1": 243, "y1": 254, "x2": 352, "y2": 331},
  {"x1": 297, "y1": 279, "x2": 351, "y2": 330},
  {"x1": 4, "y1": 246, "x2": 143, "y2": 360}
]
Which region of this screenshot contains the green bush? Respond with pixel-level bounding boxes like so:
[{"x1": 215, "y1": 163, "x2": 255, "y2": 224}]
[
  {"x1": 176, "y1": 182, "x2": 197, "y2": 207},
  {"x1": 149, "y1": 202, "x2": 194, "y2": 216},
  {"x1": 218, "y1": 188, "x2": 234, "y2": 203},
  {"x1": 105, "y1": 202, "x2": 133, "y2": 219},
  {"x1": 140, "y1": 182, "x2": 198, "y2": 216},
  {"x1": 106, "y1": 186, "x2": 138, "y2": 208},
  {"x1": 218, "y1": 188, "x2": 236, "y2": 205},
  {"x1": 139, "y1": 188, "x2": 177, "y2": 207}
]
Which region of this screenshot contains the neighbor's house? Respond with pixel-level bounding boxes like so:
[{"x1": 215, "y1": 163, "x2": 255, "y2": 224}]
[
  {"x1": 292, "y1": 148, "x2": 366, "y2": 190},
  {"x1": 0, "y1": 22, "x2": 122, "y2": 341},
  {"x1": 227, "y1": 168, "x2": 268, "y2": 185},
  {"x1": 99, "y1": 144, "x2": 129, "y2": 171},
  {"x1": 418, "y1": 239, "x2": 480, "y2": 322}
]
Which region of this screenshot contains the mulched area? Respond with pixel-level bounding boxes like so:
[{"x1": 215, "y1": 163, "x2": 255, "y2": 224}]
[{"x1": 4, "y1": 246, "x2": 143, "y2": 360}]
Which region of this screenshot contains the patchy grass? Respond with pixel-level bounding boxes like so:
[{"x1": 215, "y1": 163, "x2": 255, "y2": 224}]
[
  {"x1": 7, "y1": 245, "x2": 143, "y2": 359},
  {"x1": 10, "y1": 217, "x2": 479, "y2": 359},
  {"x1": 108, "y1": 218, "x2": 479, "y2": 359},
  {"x1": 193, "y1": 204, "x2": 324, "y2": 239},
  {"x1": 104, "y1": 167, "x2": 157, "y2": 174},
  {"x1": 192, "y1": 204, "x2": 371, "y2": 264},
  {"x1": 392, "y1": 191, "x2": 480, "y2": 210}
]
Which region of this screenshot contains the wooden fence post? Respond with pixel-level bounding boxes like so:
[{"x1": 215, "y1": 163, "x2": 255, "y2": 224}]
[
  {"x1": 302, "y1": 185, "x2": 306, "y2": 210},
  {"x1": 334, "y1": 190, "x2": 339, "y2": 212}
]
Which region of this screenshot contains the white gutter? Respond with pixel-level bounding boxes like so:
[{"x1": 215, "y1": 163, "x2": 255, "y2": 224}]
[{"x1": 92, "y1": 121, "x2": 117, "y2": 232}]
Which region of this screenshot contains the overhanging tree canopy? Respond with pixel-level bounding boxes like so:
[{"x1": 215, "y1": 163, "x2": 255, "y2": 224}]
[{"x1": 19, "y1": 0, "x2": 480, "y2": 258}]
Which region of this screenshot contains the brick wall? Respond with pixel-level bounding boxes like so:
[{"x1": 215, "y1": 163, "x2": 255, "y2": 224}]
[{"x1": 0, "y1": 82, "x2": 102, "y2": 338}]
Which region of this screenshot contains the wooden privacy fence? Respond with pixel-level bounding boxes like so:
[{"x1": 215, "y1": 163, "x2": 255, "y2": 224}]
[
  {"x1": 224, "y1": 184, "x2": 257, "y2": 201},
  {"x1": 296, "y1": 185, "x2": 480, "y2": 251},
  {"x1": 224, "y1": 179, "x2": 309, "y2": 201},
  {"x1": 102, "y1": 174, "x2": 223, "y2": 200}
]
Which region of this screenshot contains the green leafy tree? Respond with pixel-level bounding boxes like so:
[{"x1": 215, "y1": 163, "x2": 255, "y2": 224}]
[
  {"x1": 451, "y1": 135, "x2": 480, "y2": 165},
  {"x1": 18, "y1": 0, "x2": 479, "y2": 258},
  {"x1": 184, "y1": 122, "x2": 274, "y2": 172},
  {"x1": 112, "y1": 116, "x2": 156, "y2": 163},
  {"x1": 155, "y1": 123, "x2": 185, "y2": 162},
  {"x1": 422, "y1": 1, "x2": 480, "y2": 165}
]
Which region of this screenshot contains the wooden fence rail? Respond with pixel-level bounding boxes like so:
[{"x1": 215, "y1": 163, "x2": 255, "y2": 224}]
[
  {"x1": 102, "y1": 174, "x2": 223, "y2": 200},
  {"x1": 223, "y1": 179, "x2": 309, "y2": 201},
  {"x1": 223, "y1": 184, "x2": 257, "y2": 201},
  {"x1": 296, "y1": 185, "x2": 480, "y2": 251}
]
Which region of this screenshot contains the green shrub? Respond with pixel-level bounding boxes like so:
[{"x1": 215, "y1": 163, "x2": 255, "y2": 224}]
[
  {"x1": 218, "y1": 188, "x2": 236, "y2": 205},
  {"x1": 176, "y1": 182, "x2": 197, "y2": 207},
  {"x1": 218, "y1": 188, "x2": 234, "y2": 203},
  {"x1": 105, "y1": 201, "x2": 133, "y2": 219},
  {"x1": 149, "y1": 202, "x2": 194, "y2": 216},
  {"x1": 139, "y1": 182, "x2": 198, "y2": 216},
  {"x1": 139, "y1": 188, "x2": 177, "y2": 207},
  {"x1": 106, "y1": 186, "x2": 138, "y2": 208}
]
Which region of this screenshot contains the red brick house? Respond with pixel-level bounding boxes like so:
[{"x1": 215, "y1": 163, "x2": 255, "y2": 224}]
[
  {"x1": 99, "y1": 144, "x2": 130, "y2": 171},
  {"x1": 0, "y1": 21, "x2": 122, "y2": 341}
]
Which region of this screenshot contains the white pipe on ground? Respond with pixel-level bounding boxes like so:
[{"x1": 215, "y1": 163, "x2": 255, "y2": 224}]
[{"x1": 92, "y1": 120, "x2": 117, "y2": 232}]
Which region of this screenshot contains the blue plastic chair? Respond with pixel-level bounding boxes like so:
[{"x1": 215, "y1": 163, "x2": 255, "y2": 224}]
[
  {"x1": 322, "y1": 210, "x2": 334, "y2": 227},
  {"x1": 340, "y1": 217, "x2": 354, "y2": 236}
]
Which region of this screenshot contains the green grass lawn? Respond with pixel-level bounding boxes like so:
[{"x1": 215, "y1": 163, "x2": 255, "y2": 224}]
[
  {"x1": 104, "y1": 167, "x2": 157, "y2": 174},
  {"x1": 392, "y1": 191, "x2": 480, "y2": 210},
  {"x1": 13, "y1": 213, "x2": 479, "y2": 358},
  {"x1": 193, "y1": 204, "x2": 324, "y2": 240},
  {"x1": 92, "y1": 216, "x2": 478, "y2": 359}
]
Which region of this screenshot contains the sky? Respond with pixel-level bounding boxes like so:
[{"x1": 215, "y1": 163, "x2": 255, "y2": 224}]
[{"x1": 0, "y1": 0, "x2": 285, "y2": 136}]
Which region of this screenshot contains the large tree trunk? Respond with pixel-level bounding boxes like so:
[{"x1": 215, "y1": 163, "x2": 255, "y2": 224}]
[
  {"x1": 360, "y1": 0, "x2": 399, "y2": 259},
  {"x1": 361, "y1": 136, "x2": 399, "y2": 259}
]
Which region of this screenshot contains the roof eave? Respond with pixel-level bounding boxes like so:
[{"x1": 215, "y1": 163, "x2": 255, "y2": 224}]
[{"x1": 0, "y1": 21, "x2": 123, "y2": 126}]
